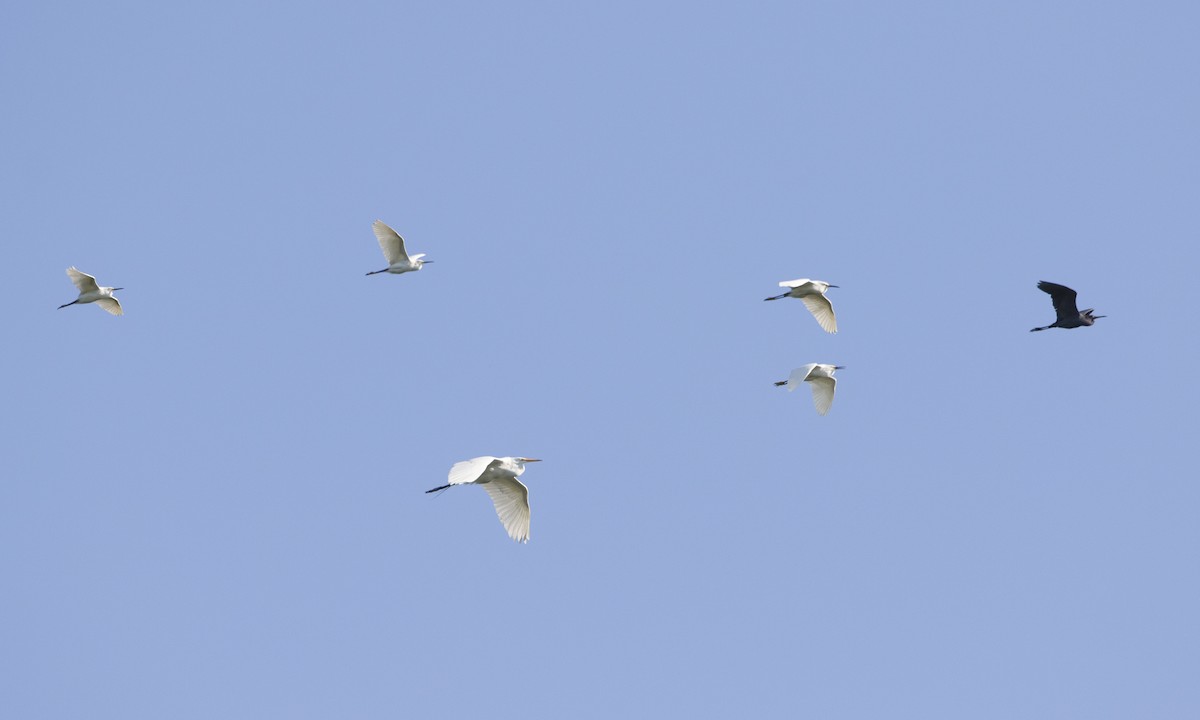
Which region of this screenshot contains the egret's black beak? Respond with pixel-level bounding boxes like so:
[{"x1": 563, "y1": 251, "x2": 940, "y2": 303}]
[
  {"x1": 828, "y1": 285, "x2": 840, "y2": 288},
  {"x1": 113, "y1": 287, "x2": 125, "y2": 291}
]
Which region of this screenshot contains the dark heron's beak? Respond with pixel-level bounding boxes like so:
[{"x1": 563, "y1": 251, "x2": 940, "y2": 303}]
[
  {"x1": 828, "y1": 285, "x2": 839, "y2": 288},
  {"x1": 113, "y1": 287, "x2": 125, "y2": 291}
]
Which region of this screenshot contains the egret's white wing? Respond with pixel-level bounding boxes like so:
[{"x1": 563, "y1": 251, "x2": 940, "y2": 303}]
[
  {"x1": 481, "y1": 476, "x2": 531, "y2": 543},
  {"x1": 66, "y1": 267, "x2": 100, "y2": 294},
  {"x1": 372, "y1": 220, "x2": 409, "y2": 264},
  {"x1": 809, "y1": 376, "x2": 836, "y2": 415},
  {"x1": 800, "y1": 294, "x2": 837, "y2": 333},
  {"x1": 448, "y1": 456, "x2": 500, "y2": 486},
  {"x1": 94, "y1": 297, "x2": 123, "y2": 316},
  {"x1": 778, "y1": 278, "x2": 812, "y2": 289},
  {"x1": 787, "y1": 364, "x2": 817, "y2": 391}
]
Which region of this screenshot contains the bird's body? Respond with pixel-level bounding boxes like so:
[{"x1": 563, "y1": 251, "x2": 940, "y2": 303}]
[
  {"x1": 764, "y1": 278, "x2": 838, "y2": 333},
  {"x1": 366, "y1": 219, "x2": 431, "y2": 276},
  {"x1": 1030, "y1": 281, "x2": 1104, "y2": 332},
  {"x1": 58, "y1": 267, "x2": 123, "y2": 315},
  {"x1": 775, "y1": 363, "x2": 844, "y2": 415},
  {"x1": 426, "y1": 456, "x2": 542, "y2": 543}
]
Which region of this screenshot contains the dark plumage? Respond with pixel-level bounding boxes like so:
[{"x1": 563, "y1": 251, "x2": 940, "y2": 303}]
[{"x1": 1030, "y1": 281, "x2": 1105, "y2": 332}]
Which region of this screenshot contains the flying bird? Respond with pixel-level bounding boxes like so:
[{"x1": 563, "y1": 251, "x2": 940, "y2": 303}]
[
  {"x1": 58, "y1": 267, "x2": 123, "y2": 315},
  {"x1": 365, "y1": 220, "x2": 432, "y2": 276},
  {"x1": 426, "y1": 456, "x2": 542, "y2": 543},
  {"x1": 775, "y1": 363, "x2": 844, "y2": 416},
  {"x1": 764, "y1": 278, "x2": 838, "y2": 333},
  {"x1": 1030, "y1": 281, "x2": 1105, "y2": 332}
]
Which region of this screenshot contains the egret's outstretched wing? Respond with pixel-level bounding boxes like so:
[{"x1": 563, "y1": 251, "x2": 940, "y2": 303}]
[
  {"x1": 809, "y1": 376, "x2": 836, "y2": 415},
  {"x1": 448, "y1": 456, "x2": 500, "y2": 486},
  {"x1": 372, "y1": 220, "x2": 409, "y2": 265},
  {"x1": 94, "y1": 297, "x2": 123, "y2": 316},
  {"x1": 787, "y1": 364, "x2": 817, "y2": 391},
  {"x1": 66, "y1": 267, "x2": 99, "y2": 294},
  {"x1": 778, "y1": 278, "x2": 812, "y2": 290},
  {"x1": 800, "y1": 294, "x2": 837, "y2": 333},
  {"x1": 1038, "y1": 281, "x2": 1079, "y2": 322},
  {"x1": 481, "y1": 476, "x2": 531, "y2": 543}
]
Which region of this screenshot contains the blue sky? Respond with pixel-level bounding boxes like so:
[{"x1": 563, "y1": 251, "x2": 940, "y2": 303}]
[{"x1": 3, "y1": 1, "x2": 1199, "y2": 717}]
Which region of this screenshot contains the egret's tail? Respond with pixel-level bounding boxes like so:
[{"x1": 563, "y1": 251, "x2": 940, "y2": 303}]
[{"x1": 425, "y1": 483, "x2": 452, "y2": 494}]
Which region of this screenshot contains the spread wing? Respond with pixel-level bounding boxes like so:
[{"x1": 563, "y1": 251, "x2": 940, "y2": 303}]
[
  {"x1": 66, "y1": 267, "x2": 100, "y2": 294},
  {"x1": 778, "y1": 278, "x2": 812, "y2": 289},
  {"x1": 94, "y1": 297, "x2": 123, "y2": 316},
  {"x1": 1038, "y1": 281, "x2": 1079, "y2": 322},
  {"x1": 800, "y1": 294, "x2": 837, "y2": 333},
  {"x1": 372, "y1": 220, "x2": 409, "y2": 265},
  {"x1": 809, "y1": 376, "x2": 836, "y2": 416},
  {"x1": 448, "y1": 456, "x2": 500, "y2": 486},
  {"x1": 786, "y1": 364, "x2": 817, "y2": 391},
  {"x1": 481, "y1": 476, "x2": 531, "y2": 543}
]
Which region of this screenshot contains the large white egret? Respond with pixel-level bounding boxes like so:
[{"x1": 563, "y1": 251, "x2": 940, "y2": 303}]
[
  {"x1": 1030, "y1": 281, "x2": 1105, "y2": 331},
  {"x1": 764, "y1": 278, "x2": 838, "y2": 333},
  {"x1": 366, "y1": 220, "x2": 431, "y2": 276},
  {"x1": 426, "y1": 457, "x2": 542, "y2": 543},
  {"x1": 775, "y1": 363, "x2": 844, "y2": 416},
  {"x1": 58, "y1": 267, "x2": 123, "y2": 315}
]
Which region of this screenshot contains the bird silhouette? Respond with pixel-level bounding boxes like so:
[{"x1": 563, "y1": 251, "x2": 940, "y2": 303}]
[
  {"x1": 1030, "y1": 281, "x2": 1104, "y2": 332},
  {"x1": 426, "y1": 456, "x2": 542, "y2": 543},
  {"x1": 764, "y1": 278, "x2": 838, "y2": 333}
]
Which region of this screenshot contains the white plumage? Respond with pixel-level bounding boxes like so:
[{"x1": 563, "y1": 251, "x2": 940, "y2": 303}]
[
  {"x1": 764, "y1": 278, "x2": 838, "y2": 333},
  {"x1": 427, "y1": 456, "x2": 542, "y2": 543},
  {"x1": 366, "y1": 220, "x2": 431, "y2": 276},
  {"x1": 775, "y1": 363, "x2": 844, "y2": 416},
  {"x1": 59, "y1": 267, "x2": 124, "y2": 315}
]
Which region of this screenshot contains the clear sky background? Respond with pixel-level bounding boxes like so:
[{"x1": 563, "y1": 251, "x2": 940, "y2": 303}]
[{"x1": 3, "y1": 1, "x2": 1199, "y2": 717}]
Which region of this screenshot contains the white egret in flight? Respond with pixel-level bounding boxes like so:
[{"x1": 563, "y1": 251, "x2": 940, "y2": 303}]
[
  {"x1": 775, "y1": 363, "x2": 844, "y2": 416},
  {"x1": 366, "y1": 220, "x2": 431, "y2": 276},
  {"x1": 426, "y1": 456, "x2": 542, "y2": 543},
  {"x1": 764, "y1": 278, "x2": 838, "y2": 333},
  {"x1": 58, "y1": 267, "x2": 123, "y2": 315},
  {"x1": 1030, "y1": 281, "x2": 1105, "y2": 332}
]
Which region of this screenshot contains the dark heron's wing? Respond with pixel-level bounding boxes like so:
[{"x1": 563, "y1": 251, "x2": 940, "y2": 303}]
[{"x1": 1037, "y1": 281, "x2": 1080, "y2": 322}]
